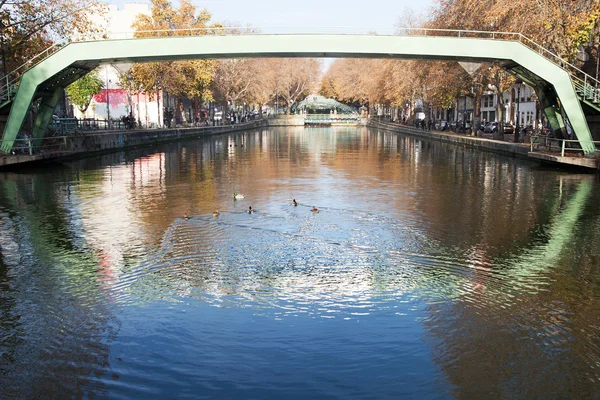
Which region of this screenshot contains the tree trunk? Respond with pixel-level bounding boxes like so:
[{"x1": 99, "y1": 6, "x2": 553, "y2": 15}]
[
  {"x1": 494, "y1": 92, "x2": 506, "y2": 141},
  {"x1": 224, "y1": 98, "x2": 229, "y2": 124},
  {"x1": 177, "y1": 97, "x2": 186, "y2": 125},
  {"x1": 472, "y1": 93, "x2": 481, "y2": 136},
  {"x1": 286, "y1": 95, "x2": 292, "y2": 115}
]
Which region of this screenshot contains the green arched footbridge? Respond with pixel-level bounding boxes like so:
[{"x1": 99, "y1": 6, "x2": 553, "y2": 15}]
[{"x1": 1, "y1": 33, "x2": 599, "y2": 154}]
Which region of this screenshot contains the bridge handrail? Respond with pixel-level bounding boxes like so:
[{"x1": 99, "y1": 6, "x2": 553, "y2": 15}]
[
  {"x1": 1, "y1": 28, "x2": 599, "y2": 103},
  {"x1": 530, "y1": 134, "x2": 600, "y2": 156},
  {"x1": 0, "y1": 42, "x2": 66, "y2": 101},
  {"x1": 107, "y1": 27, "x2": 600, "y2": 91}
]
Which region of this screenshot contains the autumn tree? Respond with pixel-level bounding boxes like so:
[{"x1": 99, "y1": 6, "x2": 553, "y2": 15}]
[
  {"x1": 65, "y1": 69, "x2": 104, "y2": 113},
  {"x1": 0, "y1": 0, "x2": 106, "y2": 101},
  {"x1": 212, "y1": 58, "x2": 262, "y2": 118},
  {"x1": 271, "y1": 58, "x2": 322, "y2": 114},
  {"x1": 245, "y1": 58, "x2": 280, "y2": 115},
  {"x1": 487, "y1": 65, "x2": 516, "y2": 140},
  {"x1": 0, "y1": 0, "x2": 105, "y2": 77},
  {"x1": 430, "y1": 0, "x2": 600, "y2": 65},
  {"x1": 321, "y1": 59, "x2": 386, "y2": 112},
  {"x1": 128, "y1": 0, "x2": 217, "y2": 123}
]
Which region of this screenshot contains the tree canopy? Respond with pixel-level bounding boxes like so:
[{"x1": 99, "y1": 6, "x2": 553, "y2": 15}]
[
  {"x1": 128, "y1": 0, "x2": 217, "y2": 121},
  {"x1": 65, "y1": 69, "x2": 104, "y2": 112},
  {"x1": 0, "y1": 0, "x2": 105, "y2": 76}
]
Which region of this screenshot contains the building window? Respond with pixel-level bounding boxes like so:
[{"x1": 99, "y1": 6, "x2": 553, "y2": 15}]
[
  {"x1": 482, "y1": 111, "x2": 488, "y2": 121},
  {"x1": 489, "y1": 110, "x2": 496, "y2": 121}
]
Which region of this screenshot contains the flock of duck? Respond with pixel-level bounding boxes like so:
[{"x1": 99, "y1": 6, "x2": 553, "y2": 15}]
[{"x1": 183, "y1": 194, "x2": 319, "y2": 220}]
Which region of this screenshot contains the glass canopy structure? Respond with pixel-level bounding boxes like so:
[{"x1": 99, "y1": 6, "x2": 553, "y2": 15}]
[{"x1": 293, "y1": 95, "x2": 359, "y2": 115}]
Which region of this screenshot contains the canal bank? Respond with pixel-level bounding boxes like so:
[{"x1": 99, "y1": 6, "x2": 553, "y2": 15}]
[
  {"x1": 3, "y1": 117, "x2": 596, "y2": 170},
  {"x1": 0, "y1": 116, "x2": 311, "y2": 169},
  {"x1": 0, "y1": 118, "x2": 305, "y2": 168},
  {"x1": 367, "y1": 119, "x2": 600, "y2": 170},
  {"x1": 368, "y1": 119, "x2": 531, "y2": 158}
]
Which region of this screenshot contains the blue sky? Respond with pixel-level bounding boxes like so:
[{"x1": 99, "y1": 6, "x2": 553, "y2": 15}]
[{"x1": 108, "y1": 0, "x2": 436, "y2": 32}]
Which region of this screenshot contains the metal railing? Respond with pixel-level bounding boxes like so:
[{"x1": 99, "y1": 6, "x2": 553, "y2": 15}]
[
  {"x1": 304, "y1": 114, "x2": 360, "y2": 123},
  {"x1": 530, "y1": 135, "x2": 600, "y2": 157},
  {"x1": 0, "y1": 43, "x2": 66, "y2": 103},
  {"x1": 1, "y1": 27, "x2": 599, "y2": 106},
  {"x1": 3, "y1": 136, "x2": 69, "y2": 156}
]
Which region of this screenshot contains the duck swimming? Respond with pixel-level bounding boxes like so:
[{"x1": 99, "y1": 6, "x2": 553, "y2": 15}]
[
  {"x1": 292, "y1": 199, "x2": 298, "y2": 206},
  {"x1": 247, "y1": 206, "x2": 254, "y2": 214},
  {"x1": 184, "y1": 212, "x2": 189, "y2": 220},
  {"x1": 233, "y1": 192, "x2": 245, "y2": 199},
  {"x1": 311, "y1": 206, "x2": 319, "y2": 213},
  {"x1": 213, "y1": 210, "x2": 220, "y2": 217}
]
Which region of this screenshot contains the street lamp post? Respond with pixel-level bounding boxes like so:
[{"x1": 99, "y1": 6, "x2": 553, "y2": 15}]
[
  {"x1": 463, "y1": 94, "x2": 467, "y2": 133},
  {"x1": 515, "y1": 79, "x2": 523, "y2": 143},
  {"x1": 105, "y1": 68, "x2": 111, "y2": 129}
]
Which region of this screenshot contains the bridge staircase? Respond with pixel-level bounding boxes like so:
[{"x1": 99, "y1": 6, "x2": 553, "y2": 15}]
[{"x1": 572, "y1": 77, "x2": 600, "y2": 114}]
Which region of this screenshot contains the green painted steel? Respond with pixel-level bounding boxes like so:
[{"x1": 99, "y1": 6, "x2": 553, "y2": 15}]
[
  {"x1": 32, "y1": 88, "x2": 63, "y2": 142},
  {"x1": 1, "y1": 34, "x2": 596, "y2": 153}
]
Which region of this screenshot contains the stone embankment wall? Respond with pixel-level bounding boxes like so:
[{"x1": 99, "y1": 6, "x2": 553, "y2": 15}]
[
  {"x1": 367, "y1": 120, "x2": 530, "y2": 159},
  {"x1": 65, "y1": 120, "x2": 267, "y2": 154},
  {"x1": 0, "y1": 117, "x2": 310, "y2": 167}
]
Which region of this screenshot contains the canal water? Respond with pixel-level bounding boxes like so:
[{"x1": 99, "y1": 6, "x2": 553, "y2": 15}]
[{"x1": 0, "y1": 126, "x2": 599, "y2": 399}]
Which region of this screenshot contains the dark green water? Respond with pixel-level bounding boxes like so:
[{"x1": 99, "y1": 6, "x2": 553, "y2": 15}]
[{"x1": 0, "y1": 126, "x2": 599, "y2": 399}]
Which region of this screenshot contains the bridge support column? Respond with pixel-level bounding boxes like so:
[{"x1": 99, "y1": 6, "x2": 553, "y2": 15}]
[
  {"x1": 536, "y1": 87, "x2": 567, "y2": 139},
  {"x1": 31, "y1": 88, "x2": 63, "y2": 149},
  {"x1": 0, "y1": 72, "x2": 37, "y2": 153}
]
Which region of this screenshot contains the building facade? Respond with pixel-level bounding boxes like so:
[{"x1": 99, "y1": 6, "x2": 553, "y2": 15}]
[{"x1": 70, "y1": 4, "x2": 165, "y2": 128}]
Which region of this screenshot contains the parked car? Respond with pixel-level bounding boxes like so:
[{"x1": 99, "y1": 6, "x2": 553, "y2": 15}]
[
  {"x1": 503, "y1": 123, "x2": 515, "y2": 134},
  {"x1": 483, "y1": 122, "x2": 515, "y2": 134},
  {"x1": 483, "y1": 122, "x2": 495, "y2": 133}
]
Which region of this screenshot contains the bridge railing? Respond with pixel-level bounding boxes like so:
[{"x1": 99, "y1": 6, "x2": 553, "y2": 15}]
[
  {"x1": 304, "y1": 114, "x2": 360, "y2": 122},
  {"x1": 530, "y1": 135, "x2": 600, "y2": 157},
  {"x1": 0, "y1": 43, "x2": 66, "y2": 104},
  {"x1": 1, "y1": 136, "x2": 70, "y2": 156},
  {"x1": 1, "y1": 28, "x2": 599, "y2": 105}
]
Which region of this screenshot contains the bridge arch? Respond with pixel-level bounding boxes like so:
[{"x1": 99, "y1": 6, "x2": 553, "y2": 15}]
[{"x1": 1, "y1": 34, "x2": 596, "y2": 153}]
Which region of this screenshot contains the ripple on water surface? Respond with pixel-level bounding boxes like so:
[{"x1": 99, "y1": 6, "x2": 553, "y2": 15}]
[{"x1": 112, "y1": 203, "x2": 524, "y2": 322}]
